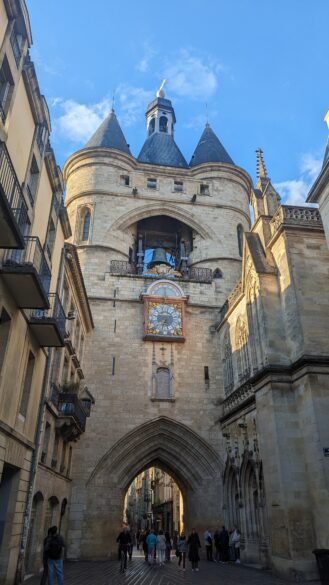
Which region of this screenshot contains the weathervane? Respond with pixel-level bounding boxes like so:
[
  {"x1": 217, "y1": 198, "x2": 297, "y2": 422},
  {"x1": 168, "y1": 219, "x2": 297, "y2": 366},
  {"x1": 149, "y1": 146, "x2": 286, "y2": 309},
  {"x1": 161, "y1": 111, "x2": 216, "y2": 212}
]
[{"x1": 156, "y1": 79, "x2": 167, "y2": 98}]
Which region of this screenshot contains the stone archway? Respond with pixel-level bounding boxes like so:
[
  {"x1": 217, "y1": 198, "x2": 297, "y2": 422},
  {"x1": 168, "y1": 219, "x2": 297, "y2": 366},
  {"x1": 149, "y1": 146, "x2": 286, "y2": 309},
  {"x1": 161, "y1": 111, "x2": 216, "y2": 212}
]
[{"x1": 78, "y1": 417, "x2": 223, "y2": 559}]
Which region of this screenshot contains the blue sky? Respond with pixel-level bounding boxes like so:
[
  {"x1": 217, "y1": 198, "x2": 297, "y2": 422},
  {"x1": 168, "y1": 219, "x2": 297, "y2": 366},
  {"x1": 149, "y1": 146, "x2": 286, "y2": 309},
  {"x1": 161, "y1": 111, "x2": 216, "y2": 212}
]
[{"x1": 27, "y1": 0, "x2": 329, "y2": 205}]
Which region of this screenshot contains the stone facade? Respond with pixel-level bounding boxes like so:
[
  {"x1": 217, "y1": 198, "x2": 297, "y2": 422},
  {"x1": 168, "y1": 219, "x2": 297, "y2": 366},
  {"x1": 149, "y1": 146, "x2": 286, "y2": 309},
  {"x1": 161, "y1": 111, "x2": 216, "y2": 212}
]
[{"x1": 64, "y1": 91, "x2": 329, "y2": 584}]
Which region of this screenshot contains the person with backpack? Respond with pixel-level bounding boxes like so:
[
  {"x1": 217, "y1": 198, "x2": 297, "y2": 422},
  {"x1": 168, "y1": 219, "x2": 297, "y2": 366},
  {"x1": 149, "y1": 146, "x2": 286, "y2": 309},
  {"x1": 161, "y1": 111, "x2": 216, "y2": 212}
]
[
  {"x1": 45, "y1": 526, "x2": 65, "y2": 585},
  {"x1": 40, "y1": 528, "x2": 52, "y2": 585}
]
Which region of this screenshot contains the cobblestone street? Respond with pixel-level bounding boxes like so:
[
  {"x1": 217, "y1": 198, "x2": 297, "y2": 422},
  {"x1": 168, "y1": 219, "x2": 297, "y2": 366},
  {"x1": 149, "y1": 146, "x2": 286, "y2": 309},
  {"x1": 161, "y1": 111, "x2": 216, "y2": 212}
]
[{"x1": 26, "y1": 556, "x2": 294, "y2": 585}]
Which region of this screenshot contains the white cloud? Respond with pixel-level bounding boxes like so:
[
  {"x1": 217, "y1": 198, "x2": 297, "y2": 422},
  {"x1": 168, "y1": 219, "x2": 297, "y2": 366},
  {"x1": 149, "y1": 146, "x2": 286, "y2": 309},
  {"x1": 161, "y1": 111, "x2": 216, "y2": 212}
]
[
  {"x1": 164, "y1": 49, "x2": 222, "y2": 100},
  {"x1": 117, "y1": 84, "x2": 153, "y2": 127},
  {"x1": 54, "y1": 98, "x2": 111, "y2": 142},
  {"x1": 136, "y1": 44, "x2": 157, "y2": 73},
  {"x1": 274, "y1": 153, "x2": 322, "y2": 206}
]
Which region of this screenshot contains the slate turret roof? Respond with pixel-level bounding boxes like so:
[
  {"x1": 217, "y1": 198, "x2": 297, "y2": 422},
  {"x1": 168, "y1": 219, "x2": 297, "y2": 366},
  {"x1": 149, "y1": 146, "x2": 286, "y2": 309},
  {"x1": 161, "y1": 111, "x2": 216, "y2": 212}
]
[
  {"x1": 323, "y1": 138, "x2": 329, "y2": 169},
  {"x1": 85, "y1": 110, "x2": 131, "y2": 154},
  {"x1": 190, "y1": 123, "x2": 234, "y2": 167},
  {"x1": 138, "y1": 132, "x2": 188, "y2": 168}
]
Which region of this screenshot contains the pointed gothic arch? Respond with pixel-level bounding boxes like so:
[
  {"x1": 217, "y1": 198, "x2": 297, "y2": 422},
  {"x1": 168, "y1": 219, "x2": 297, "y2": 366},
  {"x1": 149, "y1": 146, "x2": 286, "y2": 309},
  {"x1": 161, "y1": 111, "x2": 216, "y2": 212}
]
[{"x1": 87, "y1": 416, "x2": 223, "y2": 492}]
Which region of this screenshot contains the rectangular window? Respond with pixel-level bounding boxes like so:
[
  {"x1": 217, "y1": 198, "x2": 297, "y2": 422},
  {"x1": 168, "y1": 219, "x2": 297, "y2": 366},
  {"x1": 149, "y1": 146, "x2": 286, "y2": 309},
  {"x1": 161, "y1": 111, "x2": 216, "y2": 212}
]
[
  {"x1": 200, "y1": 183, "x2": 210, "y2": 196},
  {"x1": 147, "y1": 178, "x2": 157, "y2": 190},
  {"x1": 112, "y1": 357, "x2": 115, "y2": 376},
  {"x1": 0, "y1": 55, "x2": 14, "y2": 122},
  {"x1": 174, "y1": 180, "x2": 183, "y2": 193},
  {"x1": 45, "y1": 218, "x2": 56, "y2": 260},
  {"x1": 60, "y1": 441, "x2": 67, "y2": 474},
  {"x1": 36, "y1": 124, "x2": 47, "y2": 155},
  {"x1": 41, "y1": 422, "x2": 51, "y2": 464},
  {"x1": 120, "y1": 174, "x2": 130, "y2": 186},
  {"x1": 10, "y1": 28, "x2": 23, "y2": 67},
  {"x1": 26, "y1": 155, "x2": 40, "y2": 206},
  {"x1": 19, "y1": 351, "x2": 35, "y2": 417},
  {"x1": 0, "y1": 308, "x2": 11, "y2": 376},
  {"x1": 114, "y1": 319, "x2": 117, "y2": 333},
  {"x1": 204, "y1": 366, "x2": 210, "y2": 381},
  {"x1": 51, "y1": 433, "x2": 59, "y2": 468}
]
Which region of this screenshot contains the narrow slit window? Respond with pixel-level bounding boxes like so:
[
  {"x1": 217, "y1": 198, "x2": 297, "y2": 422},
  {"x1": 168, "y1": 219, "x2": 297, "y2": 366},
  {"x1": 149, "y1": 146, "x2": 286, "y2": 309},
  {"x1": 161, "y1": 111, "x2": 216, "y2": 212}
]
[
  {"x1": 112, "y1": 357, "x2": 116, "y2": 376},
  {"x1": 114, "y1": 319, "x2": 117, "y2": 333},
  {"x1": 82, "y1": 210, "x2": 91, "y2": 241},
  {"x1": 204, "y1": 366, "x2": 209, "y2": 381}
]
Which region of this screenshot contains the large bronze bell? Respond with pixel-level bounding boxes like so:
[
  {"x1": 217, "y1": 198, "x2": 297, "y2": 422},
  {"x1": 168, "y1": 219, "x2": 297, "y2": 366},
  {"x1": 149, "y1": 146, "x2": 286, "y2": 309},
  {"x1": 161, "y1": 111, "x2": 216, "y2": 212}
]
[{"x1": 148, "y1": 247, "x2": 172, "y2": 268}]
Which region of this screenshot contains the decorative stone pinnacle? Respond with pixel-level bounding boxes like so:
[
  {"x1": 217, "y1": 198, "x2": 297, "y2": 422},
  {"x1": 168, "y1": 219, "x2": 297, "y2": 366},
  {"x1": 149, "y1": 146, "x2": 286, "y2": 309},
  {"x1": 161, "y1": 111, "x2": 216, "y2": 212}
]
[
  {"x1": 324, "y1": 109, "x2": 329, "y2": 130},
  {"x1": 256, "y1": 148, "x2": 268, "y2": 180}
]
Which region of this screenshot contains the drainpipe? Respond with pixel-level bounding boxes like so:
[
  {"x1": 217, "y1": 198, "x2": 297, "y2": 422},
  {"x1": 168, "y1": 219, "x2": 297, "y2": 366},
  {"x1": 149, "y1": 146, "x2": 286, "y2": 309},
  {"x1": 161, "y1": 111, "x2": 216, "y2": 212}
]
[{"x1": 15, "y1": 247, "x2": 66, "y2": 584}]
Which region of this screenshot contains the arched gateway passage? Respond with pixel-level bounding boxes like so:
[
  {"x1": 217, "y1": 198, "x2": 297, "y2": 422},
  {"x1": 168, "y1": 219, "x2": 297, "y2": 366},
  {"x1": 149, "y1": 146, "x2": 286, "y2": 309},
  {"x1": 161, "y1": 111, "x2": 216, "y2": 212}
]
[{"x1": 78, "y1": 417, "x2": 223, "y2": 560}]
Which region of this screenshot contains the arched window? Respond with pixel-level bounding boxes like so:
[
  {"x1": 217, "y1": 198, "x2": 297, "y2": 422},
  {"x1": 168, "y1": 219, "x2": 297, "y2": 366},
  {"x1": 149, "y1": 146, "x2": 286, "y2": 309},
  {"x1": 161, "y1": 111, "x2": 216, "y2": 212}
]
[
  {"x1": 159, "y1": 116, "x2": 168, "y2": 133},
  {"x1": 213, "y1": 268, "x2": 223, "y2": 280},
  {"x1": 81, "y1": 210, "x2": 91, "y2": 242},
  {"x1": 237, "y1": 224, "x2": 244, "y2": 257},
  {"x1": 148, "y1": 117, "x2": 155, "y2": 135},
  {"x1": 156, "y1": 367, "x2": 171, "y2": 399}
]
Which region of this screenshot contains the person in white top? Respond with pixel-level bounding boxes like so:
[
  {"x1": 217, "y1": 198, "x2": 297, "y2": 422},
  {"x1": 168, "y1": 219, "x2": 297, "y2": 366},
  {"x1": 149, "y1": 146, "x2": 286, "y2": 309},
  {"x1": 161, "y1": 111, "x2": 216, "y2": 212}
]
[
  {"x1": 231, "y1": 526, "x2": 241, "y2": 564},
  {"x1": 204, "y1": 529, "x2": 213, "y2": 561},
  {"x1": 156, "y1": 530, "x2": 167, "y2": 566}
]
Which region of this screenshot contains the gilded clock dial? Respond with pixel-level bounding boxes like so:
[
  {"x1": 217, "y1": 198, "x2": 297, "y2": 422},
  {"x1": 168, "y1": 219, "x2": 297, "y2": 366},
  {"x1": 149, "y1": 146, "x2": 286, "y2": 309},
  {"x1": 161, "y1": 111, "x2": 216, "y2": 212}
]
[{"x1": 148, "y1": 303, "x2": 182, "y2": 336}]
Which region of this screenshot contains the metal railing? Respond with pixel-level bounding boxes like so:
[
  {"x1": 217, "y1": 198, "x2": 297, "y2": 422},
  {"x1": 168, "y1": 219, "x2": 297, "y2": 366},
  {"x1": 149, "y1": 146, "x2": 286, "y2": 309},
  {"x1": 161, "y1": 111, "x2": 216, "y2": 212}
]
[
  {"x1": 0, "y1": 141, "x2": 29, "y2": 225},
  {"x1": 109, "y1": 260, "x2": 213, "y2": 283},
  {"x1": 2, "y1": 236, "x2": 51, "y2": 296},
  {"x1": 30, "y1": 293, "x2": 66, "y2": 338},
  {"x1": 57, "y1": 393, "x2": 87, "y2": 432}
]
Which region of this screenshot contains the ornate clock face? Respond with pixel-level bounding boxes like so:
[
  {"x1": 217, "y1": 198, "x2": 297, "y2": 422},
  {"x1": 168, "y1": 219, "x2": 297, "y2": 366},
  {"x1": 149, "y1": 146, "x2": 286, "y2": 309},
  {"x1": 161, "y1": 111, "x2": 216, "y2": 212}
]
[{"x1": 148, "y1": 303, "x2": 182, "y2": 336}]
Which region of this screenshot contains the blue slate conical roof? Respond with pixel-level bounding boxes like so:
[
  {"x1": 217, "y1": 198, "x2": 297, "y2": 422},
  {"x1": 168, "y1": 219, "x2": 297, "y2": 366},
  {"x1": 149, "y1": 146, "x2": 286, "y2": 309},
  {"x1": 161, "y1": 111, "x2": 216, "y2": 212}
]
[
  {"x1": 138, "y1": 132, "x2": 188, "y2": 168},
  {"x1": 85, "y1": 110, "x2": 131, "y2": 154},
  {"x1": 323, "y1": 138, "x2": 329, "y2": 169},
  {"x1": 190, "y1": 124, "x2": 234, "y2": 167}
]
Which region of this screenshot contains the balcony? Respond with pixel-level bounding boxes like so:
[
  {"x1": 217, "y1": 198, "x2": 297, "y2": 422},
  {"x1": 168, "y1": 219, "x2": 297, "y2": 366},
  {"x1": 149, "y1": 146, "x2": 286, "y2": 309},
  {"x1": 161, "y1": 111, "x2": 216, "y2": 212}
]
[
  {"x1": 51, "y1": 384, "x2": 87, "y2": 441},
  {"x1": 109, "y1": 260, "x2": 213, "y2": 283},
  {"x1": 29, "y1": 293, "x2": 65, "y2": 347},
  {"x1": 0, "y1": 236, "x2": 51, "y2": 308},
  {"x1": 0, "y1": 142, "x2": 29, "y2": 249}
]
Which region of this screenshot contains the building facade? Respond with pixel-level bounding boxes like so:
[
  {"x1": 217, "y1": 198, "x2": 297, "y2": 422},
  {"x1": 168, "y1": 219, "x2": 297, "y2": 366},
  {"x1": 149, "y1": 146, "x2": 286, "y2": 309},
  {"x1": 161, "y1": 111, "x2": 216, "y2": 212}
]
[
  {"x1": 0, "y1": 2, "x2": 93, "y2": 584},
  {"x1": 64, "y1": 84, "x2": 329, "y2": 582}
]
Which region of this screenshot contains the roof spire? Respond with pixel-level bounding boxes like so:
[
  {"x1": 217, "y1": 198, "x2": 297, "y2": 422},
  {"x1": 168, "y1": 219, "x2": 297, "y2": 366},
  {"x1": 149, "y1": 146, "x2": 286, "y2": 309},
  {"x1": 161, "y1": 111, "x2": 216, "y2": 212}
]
[
  {"x1": 111, "y1": 89, "x2": 116, "y2": 112},
  {"x1": 324, "y1": 109, "x2": 329, "y2": 129},
  {"x1": 256, "y1": 148, "x2": 268, "y2": 180}
]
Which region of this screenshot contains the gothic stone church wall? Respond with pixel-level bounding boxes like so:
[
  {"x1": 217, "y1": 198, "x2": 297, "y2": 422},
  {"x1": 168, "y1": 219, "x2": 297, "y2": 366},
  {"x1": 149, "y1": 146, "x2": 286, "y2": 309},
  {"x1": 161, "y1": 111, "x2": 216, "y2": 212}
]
[{"x1": 63, "y1": 147, "x2": 252, "y2": 559}]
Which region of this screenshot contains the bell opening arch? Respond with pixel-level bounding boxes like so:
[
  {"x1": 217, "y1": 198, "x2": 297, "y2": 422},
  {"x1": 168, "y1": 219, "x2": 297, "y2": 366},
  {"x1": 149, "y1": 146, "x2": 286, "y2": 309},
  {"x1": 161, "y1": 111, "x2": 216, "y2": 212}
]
[{"x1": 79, "y1": 417, "x2": 224, "y2": 560}]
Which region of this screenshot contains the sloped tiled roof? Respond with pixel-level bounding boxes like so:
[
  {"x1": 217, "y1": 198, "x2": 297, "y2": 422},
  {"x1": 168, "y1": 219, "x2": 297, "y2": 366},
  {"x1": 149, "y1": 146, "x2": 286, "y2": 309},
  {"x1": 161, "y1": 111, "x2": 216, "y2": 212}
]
[
  {"x1": 190, "y1": 124, "x2": 234, "y2": 167},
  {"x1": 85, "y1": 110, "x2": 131, "y2": 154},
  {"x1": 138, "y1": 132, "x2": 188, "y2": 168}
]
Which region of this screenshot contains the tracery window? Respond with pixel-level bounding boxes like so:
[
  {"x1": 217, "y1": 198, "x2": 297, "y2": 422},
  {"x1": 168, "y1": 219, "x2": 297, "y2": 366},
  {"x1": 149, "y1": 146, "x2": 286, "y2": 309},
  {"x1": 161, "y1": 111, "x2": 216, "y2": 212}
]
[
  {"x1": 223, "y1": 333, "x2": 234, "y2": 395},
  {"x1": 236, "y1": 318, "x2": 250, "y2": 381}
]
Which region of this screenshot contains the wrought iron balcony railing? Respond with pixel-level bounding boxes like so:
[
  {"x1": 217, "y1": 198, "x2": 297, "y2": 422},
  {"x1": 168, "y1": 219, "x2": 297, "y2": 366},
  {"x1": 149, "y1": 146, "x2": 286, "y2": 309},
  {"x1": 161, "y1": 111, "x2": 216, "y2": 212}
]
[
  {"x1": 2, "y1": 236, "x2": 51, "y2": 296},
  {"x1": 0, "y1": 141, "x2": 29, "y2": 238},
  {"x1": 57, "y1": 393, "x2": 87, "y2": 432},
  {"x1": 109, "y1": 260, "x2": 213, "y2": 283},
  {"x1": 30, "y1": 293, "x2": 66, "y2": 347}
]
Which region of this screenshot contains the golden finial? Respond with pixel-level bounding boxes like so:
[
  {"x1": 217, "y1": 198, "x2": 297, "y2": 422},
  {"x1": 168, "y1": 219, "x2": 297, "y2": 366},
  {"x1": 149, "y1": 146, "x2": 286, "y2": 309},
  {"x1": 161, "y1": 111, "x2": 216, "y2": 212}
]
[
  {"x1": 324, "y1": 109, "x2": 329, "y2": 130},
  {"x1": 156, "y1": 79, "x2": 167, "y2": 98}
]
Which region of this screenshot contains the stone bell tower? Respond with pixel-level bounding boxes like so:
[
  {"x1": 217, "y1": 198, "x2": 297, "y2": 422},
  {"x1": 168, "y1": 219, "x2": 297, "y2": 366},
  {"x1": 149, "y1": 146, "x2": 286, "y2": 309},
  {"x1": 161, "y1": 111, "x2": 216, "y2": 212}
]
[{"x1": 63, "y1": 84, "x2": 252, "y2": 559}]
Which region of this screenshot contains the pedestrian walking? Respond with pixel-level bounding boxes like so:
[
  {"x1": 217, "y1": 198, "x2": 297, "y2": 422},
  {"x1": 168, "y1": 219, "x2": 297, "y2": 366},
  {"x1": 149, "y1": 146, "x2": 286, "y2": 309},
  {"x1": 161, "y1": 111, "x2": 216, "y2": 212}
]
[
  {"x1": 156, "y1": 530, "x2": 166, "y2": 565},
  {"x1": 204, "y1": 528, "x2": 213, "y2": 561},
  {"x1": 231, "y1": 526, "x2": 241, "y2": 564},
  {"x1": 40, "y1": 528, "x2": 52, "y2": 585},
  {"x1": 187, "y1": 529, "x2": 201, "y2": 571},
  {"x1": 116, "y1": 526, "x2": 132, "y2": 572},
  {"x1": 214, "y1": 529, "x2": 221, "y2": 563},
  {"x1": 142, "y1": 530, "x2": 148, "y2": 562},
  {"x1": 146, "y1": 530, "x2": 157, "y2": 565},
  {"x1": 177, "y1": 533, "x2": 188, "y2": 571},
  {"x1": 136, "y1": 530, "x2": 140, "y2": 551},
  {"x1": 219, "y1": 525, "x2": 230, "y2": 563},
  {"x1": 165, "y1": 531, "x2": 172, "y2": 562},
  {"x1": 45, "y1": 526, "x2": 65, "y2": 585}
]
